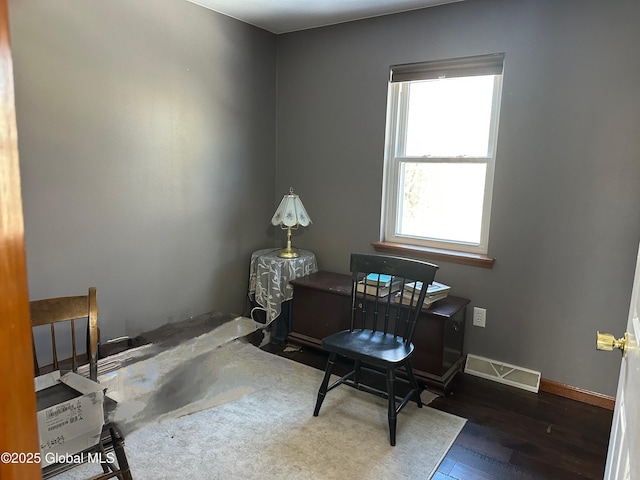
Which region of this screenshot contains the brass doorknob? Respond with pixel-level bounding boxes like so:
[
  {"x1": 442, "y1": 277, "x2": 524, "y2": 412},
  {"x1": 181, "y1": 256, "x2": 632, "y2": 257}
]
[{"x1": 596, "y1": 331, "x2": 629, "y2": 357}]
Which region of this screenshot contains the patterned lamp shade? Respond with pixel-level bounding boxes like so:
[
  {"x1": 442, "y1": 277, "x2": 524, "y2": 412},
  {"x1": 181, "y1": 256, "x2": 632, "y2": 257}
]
[{"x1": 271, "y1": 188, "x2": 312, "y2": 227}]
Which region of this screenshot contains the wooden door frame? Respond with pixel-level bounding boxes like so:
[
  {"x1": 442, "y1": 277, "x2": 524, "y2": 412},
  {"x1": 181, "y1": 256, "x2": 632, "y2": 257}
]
[{"x1": 0, "y1": 0, "x2": 41, "y2": 478}]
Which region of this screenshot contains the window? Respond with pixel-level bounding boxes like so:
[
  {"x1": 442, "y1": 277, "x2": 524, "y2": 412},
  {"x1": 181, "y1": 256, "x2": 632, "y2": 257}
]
[{"x1": 381, "y1": 53, "x2": 504, "y2": 256}]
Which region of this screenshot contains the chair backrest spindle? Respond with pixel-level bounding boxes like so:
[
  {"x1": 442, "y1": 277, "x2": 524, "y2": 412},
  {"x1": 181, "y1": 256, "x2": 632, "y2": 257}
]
[
  {"x1": 349, "y1": 254, "x2": 439, "y2": 344},
  {"x1": 50, "y1": 323, "x2": 58, "y2": 371},
  {"x1": 70, "y1": 318, "x2": 77, "y2": 372}
]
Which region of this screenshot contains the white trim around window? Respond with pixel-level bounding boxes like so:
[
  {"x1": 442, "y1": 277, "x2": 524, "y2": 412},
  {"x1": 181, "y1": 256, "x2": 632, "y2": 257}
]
[{"x1": 381, "y1": 53, "x2": 504, "y2": 256}]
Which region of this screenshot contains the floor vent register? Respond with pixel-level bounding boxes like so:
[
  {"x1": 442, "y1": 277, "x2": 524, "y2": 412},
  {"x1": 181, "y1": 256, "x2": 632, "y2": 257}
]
[{"x1": 464, "y1": 354, "x2": 541, "y2": 393}]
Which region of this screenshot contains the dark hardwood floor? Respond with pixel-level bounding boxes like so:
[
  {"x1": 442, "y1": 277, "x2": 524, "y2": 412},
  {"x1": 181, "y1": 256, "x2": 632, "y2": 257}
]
[{"x1": 261, "y1": 340, "x2": 613, "y2": 480}]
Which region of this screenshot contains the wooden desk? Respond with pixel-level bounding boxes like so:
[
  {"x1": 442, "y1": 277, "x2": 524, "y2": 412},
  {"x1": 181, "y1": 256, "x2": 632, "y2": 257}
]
[{"x1": 289, "y1": 271, "x2": 469, "y2": 392}]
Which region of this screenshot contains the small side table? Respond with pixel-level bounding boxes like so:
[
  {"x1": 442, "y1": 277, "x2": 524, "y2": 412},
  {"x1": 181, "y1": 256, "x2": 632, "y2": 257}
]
[{"x1": 248, "y1": 248, "x2": 317, "y2": 342}]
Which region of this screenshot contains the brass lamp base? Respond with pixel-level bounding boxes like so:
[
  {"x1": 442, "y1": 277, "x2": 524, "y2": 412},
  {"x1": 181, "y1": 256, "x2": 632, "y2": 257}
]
[
  {"x1": 277, "y1": 247, "x2": 299, "y2": 258},
  {"x1": 277, "y1": 226, "x2": 300, "y2": 258}
]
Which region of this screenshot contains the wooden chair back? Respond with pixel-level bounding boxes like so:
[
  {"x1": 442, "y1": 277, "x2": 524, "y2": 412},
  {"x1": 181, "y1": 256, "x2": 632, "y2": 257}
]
[
  {"x1": 30, "y1": 287, "x2": 99, "y2": 381},
  {"x1": 349, "y1": 253, "x2": 439, "y2": 344}
]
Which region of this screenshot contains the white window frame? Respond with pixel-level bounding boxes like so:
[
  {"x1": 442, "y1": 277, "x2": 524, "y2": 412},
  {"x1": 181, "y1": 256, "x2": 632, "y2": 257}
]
[{"x1": 381, "y1": 53, "x2": 504, "y2": 255}]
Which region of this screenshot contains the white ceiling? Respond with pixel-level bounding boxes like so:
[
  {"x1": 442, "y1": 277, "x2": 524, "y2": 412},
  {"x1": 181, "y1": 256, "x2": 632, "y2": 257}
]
[{"x1": 186, "y1": 0, "x2": 465, "y2": 34}]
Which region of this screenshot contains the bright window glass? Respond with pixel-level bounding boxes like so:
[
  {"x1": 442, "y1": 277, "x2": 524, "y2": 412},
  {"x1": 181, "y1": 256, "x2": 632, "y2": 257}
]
[
  {"x1": 398, "y1": 162, "x2": 487, "y2": 244},
  {"x1": 405, "y1": 76, "x2": 496, "y2": 157}
]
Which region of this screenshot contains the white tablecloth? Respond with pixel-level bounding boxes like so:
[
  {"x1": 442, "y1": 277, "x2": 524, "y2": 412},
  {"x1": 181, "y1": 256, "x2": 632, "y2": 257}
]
[{"x1": 248, "y1": 248, "x2": 317, "y2": 325}]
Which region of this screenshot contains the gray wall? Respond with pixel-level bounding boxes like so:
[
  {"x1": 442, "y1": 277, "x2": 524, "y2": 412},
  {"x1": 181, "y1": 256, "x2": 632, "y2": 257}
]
[
  {"x1": 10, "y1": 0, "x2": 640, "y2": 397},
  {"x1": 9, "y1": 0, "x2": 276, "y2": 339},
  {"x1": 276, "y1": 0, "x2": 640, "y2": 396}
]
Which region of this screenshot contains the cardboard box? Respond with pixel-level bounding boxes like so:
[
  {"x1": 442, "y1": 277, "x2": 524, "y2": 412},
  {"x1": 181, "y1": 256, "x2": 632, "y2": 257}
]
[{"x1": 35, "y1": 371, "x2": 105, "y2": 467}]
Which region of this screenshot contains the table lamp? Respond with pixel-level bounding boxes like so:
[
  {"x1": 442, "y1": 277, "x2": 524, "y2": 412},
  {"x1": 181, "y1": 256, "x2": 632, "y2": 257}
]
[{"x1": 271, "y1": 188, "x2": 312, "y2": 258}]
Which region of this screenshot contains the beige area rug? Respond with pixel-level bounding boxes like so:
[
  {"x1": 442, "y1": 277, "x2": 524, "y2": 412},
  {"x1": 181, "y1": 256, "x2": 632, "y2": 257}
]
[{"x1": 54, "y1": 321, "x2": 466, "y2": 479}]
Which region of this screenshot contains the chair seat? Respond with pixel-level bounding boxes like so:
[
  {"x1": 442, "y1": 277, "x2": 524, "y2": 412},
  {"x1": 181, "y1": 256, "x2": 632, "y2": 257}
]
[{"x1": 322, "y1": 329, "x2": 414, "y2": 366}]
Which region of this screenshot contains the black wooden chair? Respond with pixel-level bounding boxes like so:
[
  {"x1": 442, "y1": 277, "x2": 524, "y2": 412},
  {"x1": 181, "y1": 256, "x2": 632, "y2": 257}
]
[
  {"x1": 31, "y1": 287, "x2": 133, "y2": 480},
  {"x1": 313, "y1": 253, "x2": 439, "y2": 446}
]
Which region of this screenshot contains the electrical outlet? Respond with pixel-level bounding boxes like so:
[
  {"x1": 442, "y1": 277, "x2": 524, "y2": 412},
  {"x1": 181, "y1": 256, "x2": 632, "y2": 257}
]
[{"x1": 473, "y1": 307, "x2": 486, "y2": 327}]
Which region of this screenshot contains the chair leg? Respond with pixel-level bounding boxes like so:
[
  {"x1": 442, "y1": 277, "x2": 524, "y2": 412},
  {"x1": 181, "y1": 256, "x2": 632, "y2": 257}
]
[
  {"x1": 93, "y1": 426, "x2": 117, "y2": 475},
  {"x1": 386, "y1": 367, "x2": 397, "y2": 446},
  {"x1": 109, "y1": 424, "x2": 133, "y2": 480},
  {"x1": 97, "y1": 441, "x2": 111, "y2": 474},
  {"x1": 353, "y1": 359, "x2": 361, "y2": 386},
  {"x1": 313, "y1": 352, "x2": 336, "y2": 416},
  {"x1": 406, "y1": 361, "x2": 423, "y2": 408}
]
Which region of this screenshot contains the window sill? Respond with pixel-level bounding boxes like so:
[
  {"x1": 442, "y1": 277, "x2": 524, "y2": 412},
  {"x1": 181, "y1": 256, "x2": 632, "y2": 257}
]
[{"x1": 372, "y1": 241, "x2": 495, "y2": 269}]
